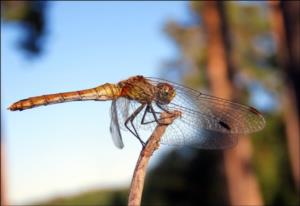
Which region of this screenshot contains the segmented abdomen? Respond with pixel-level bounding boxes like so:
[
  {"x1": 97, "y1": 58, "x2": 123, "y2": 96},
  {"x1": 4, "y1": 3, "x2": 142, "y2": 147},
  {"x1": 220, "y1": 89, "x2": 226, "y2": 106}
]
[{"x1": 8, "y1": 83, "x2": 122, "y2": 111}]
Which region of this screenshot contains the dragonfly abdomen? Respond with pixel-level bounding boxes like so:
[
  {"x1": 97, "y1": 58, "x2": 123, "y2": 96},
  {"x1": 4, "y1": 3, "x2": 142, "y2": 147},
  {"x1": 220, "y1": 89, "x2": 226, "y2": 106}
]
[{"x1": 8, "y1": 83, "x2": 122, "y2": 111}]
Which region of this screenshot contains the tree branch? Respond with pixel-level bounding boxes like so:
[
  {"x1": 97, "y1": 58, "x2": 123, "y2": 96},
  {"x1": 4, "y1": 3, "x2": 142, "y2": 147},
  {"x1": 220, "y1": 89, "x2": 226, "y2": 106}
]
[{"x1": 128, "y1": 110, "x2": 181, "y2": 206}]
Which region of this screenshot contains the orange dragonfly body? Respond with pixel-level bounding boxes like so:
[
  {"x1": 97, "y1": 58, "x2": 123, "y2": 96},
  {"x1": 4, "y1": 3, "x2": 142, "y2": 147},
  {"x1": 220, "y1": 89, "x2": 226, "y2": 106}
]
[
  {"x1": 9, "y1": 75, "x2": 265, "y2": 149},
  {"x1": 9, "y1": 76, "x2": 156, "y2": 111}
]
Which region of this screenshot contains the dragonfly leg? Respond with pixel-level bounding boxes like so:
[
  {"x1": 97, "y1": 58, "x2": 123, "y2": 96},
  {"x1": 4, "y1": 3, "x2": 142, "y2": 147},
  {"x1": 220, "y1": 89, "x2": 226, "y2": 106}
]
[
  {"x1": 149, "y1": 104, "x2": 170, "y2": 125},
  {"x1": 154, "y1": 103, "x2": 178, "y2": 124},
  {"x1": 156, "y1": 102, "x2": 171, "y2": 114},
  {"x1": 124, "y1": 104, "x2": 146, "y2": 147},
  {"x1": 146, "y1": 107, "x2": 160, "y2": 114},
  {"x1": 141, "y1": 104, "x2": 172, "y2": 126},
  {"x1": 141, "y1": 105, "x2": 156, "y2": 124},
  {"x1": 141, "y1": 104, "x2": 163, "y2": 125}
]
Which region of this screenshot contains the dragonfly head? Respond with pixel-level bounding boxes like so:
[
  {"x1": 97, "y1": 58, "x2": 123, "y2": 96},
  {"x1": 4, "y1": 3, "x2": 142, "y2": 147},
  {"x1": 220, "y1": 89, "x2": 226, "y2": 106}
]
[{"x1": 156, "y1": 83, "x2": 176, "y2": 105}]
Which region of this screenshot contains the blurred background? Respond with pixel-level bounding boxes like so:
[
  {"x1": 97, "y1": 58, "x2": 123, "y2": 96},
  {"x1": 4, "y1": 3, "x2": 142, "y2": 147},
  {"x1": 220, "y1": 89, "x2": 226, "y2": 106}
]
[{"x1": 1, "y1": 1, "x2": 299, "y2": 205}]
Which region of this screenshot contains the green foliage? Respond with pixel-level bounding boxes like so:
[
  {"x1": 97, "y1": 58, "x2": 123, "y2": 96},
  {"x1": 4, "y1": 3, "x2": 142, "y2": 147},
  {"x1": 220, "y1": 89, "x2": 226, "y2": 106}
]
[
  {"x1": 142, "y1": 149, "x2": 229, "y2": 205},
  {"x1": 1, "y1": 1, "x2": 48, "y2": 56},
  {"x1": 34, "y1": 188, "x2": 128, "y2": 206},
  {"x1": 252, "y1": 113, "x2": 299, "y2": 205},
  {"x1": 1, "y1": 1, "x2": 28, "y2": 21}
]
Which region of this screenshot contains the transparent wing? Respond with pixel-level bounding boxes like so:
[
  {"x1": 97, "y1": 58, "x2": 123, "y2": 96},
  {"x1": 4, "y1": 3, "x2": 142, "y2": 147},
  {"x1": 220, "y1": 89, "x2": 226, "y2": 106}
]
[
  {"x1": 113, "y1": 97, "x2": 237, "y2": 149},
  {"x1": 110, "y1": 100, "x2": 124, "y2": 149},
  {"x1": 113, "y1": 97, "x2": 159, "y2": 144},
  {"x1": 114, "y1": 97, "x2": 130, "y2": 131},
  {"x1": 115, "y1": 97, "x2": 158, "y2": 131},
  {"x1": 148, "y1": 77, "x2": 265, "y2": 134},
  {"x1": 160, "y1": 115, "x2": 239, "y2": 149},
  {"x1": 147, "y1": 77, "x2": 265, "y2": 149}
]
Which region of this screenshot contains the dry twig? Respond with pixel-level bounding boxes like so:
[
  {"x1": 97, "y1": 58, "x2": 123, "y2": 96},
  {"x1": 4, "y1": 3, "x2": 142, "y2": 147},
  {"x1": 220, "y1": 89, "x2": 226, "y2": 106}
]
[{"x1": 128, "y1": 110, "x2": 181, "y2": 206}]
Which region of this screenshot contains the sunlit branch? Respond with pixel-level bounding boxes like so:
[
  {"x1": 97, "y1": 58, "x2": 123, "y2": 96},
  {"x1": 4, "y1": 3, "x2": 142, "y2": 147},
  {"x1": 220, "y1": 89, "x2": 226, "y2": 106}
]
[{"x1": 128, "y1": 110, "x2": 181, "y2": 206}]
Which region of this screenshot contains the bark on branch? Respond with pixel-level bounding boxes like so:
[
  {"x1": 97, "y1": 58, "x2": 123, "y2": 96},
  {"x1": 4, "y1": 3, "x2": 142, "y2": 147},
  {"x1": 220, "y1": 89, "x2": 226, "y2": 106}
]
[{"x1": 128, "y1": 110, "x2": 181, "y2": 206}]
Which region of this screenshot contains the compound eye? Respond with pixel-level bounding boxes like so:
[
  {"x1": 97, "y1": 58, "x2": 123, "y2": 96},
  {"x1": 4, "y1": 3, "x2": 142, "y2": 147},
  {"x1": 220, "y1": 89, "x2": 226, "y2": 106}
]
[{"x1": 163, "y1": 90, "x2": 169, "y2": 96}]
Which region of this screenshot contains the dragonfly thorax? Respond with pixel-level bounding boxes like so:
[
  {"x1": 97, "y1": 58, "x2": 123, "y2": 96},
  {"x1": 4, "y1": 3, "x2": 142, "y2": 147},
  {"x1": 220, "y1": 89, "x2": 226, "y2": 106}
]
[{"x1": 118, "y1": 76, "x2": 157, "y2": 104}]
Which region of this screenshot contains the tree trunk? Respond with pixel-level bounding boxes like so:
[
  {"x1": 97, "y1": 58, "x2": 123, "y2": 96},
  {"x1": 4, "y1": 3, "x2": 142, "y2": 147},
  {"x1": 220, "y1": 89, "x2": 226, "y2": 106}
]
[
  {"x1": 201, "y1": 2, "x2": 263, "y2": 205},
  {"x1": 268, "y1": 0, "x2": 300, "y2": 191}
]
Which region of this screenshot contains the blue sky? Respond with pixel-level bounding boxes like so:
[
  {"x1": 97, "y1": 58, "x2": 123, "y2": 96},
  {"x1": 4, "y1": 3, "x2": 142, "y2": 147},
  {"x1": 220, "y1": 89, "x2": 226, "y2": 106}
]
[{"x1": 1, "y1": 1, "x2": 189, "y2": 204}]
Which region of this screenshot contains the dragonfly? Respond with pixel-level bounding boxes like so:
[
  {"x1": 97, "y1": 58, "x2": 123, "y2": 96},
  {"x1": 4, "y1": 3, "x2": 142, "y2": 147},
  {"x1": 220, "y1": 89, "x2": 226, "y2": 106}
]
[{"x1": 8, "y1": 75, "x2": 265, "y2": 149}]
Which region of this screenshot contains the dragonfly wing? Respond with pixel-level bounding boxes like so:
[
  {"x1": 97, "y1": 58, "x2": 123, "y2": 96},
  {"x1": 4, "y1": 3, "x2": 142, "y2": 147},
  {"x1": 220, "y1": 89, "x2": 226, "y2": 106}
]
[
  {"x1": 145, "y1": 103, "x2": 238, "y2": 149},
  {"x1": 147, "y1": 77, "x2": 265, "y2": 149},
  {"x1": 160, "y1": 117, "x2": 238, "y2": 149},
  {"x1": 115, "y1": 97, "x2": 157, "y2": 131},
  {"x1": 169, "y1": 88, "x2": 265, "y2": 134},
  {"x1": 110, "y1": 100, "x2": 124, "y2": 149},
  {"x1": 148, "y1": 77, "x2": 265, "y2": 134}
]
